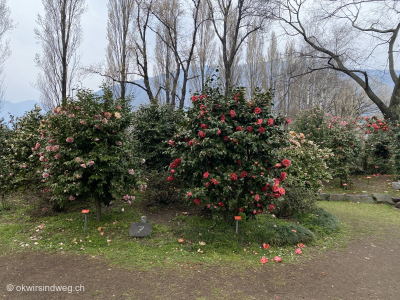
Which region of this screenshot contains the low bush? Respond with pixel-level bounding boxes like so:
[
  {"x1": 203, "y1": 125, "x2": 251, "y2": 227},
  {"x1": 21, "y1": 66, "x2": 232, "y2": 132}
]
[
  {"x1": 274, "y1": 185, "x2": 318, "y2": 218},
  {"x1": 296, "y1": 207, "x2": 339, "y2": 235}
]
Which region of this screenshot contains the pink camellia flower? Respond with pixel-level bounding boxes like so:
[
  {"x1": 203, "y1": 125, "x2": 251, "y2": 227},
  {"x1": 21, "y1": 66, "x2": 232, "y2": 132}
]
[
  {"x1": 255, "y1": 194, "x2": 260, "y2": 201},
  {"x1": 187, "y1": 192, "x2": 192, "y2": 197},
  {"x1": 203, "y1": 172, "x2": 209, "y2": 178},
  {"x1": 69, "y1": 196, "x2": 75, "y2": 201},
  {"x1": 169, "y1": 140, "x2": 174, "y2": 146},
  {"x1": 274, "y1": 256, "x2": 282, "y2": 262},
  {"x1": 269, "y1": 204, "x2": 275, "y2": 212},
  {"x1": 22, "y1": 164, "x2": 26, "y2": 168},
  {"x1": 221, "y1": 114, "x2": 225, "y2": 123},
  {"x1": 280, "y1": 172, "x2": 287, "y2": 181},
  {"x1": 87, "y1": 161, "x2": 95, "y2": 167},
  {"x1": 42, "y1": 173, "x2": 49, "y2": 178},
  {"x1": 117, "y1": 105, "x2": 121, "y2": 110},
  {"x1": 128, "y1": 169, "x2": 134, "y2": 174},
  {"x1": 80, "y1": 120, "x2": 87, "y2": 125},
  {"x1": 257, "y1": 119, "x2": 263, "y2": 125},
  {"x1": 69, "y1": 113, "x2": 75, "y2": 117},
  {"x1": 260, "y1": 257, "x2": 268, "y2": 264},
  {"x1": 170, "y1": 169, "x2": 175, "y2": 174},
  {"x1": 52, "y1": 145, "x2": 60, "y2": 152},
  {"x1": 282, "y1": 159, "x2": 291, "y2": 167},
  {"x1": 49, "y1": 139, "x2": 55, "y2": 143},
  {"x1": 193, "y1": 198, "x2": 201, "y2": 205},
  {"x1": 230, "y1": 110, "x2": 235, "y2": 118},
  {"x1": 279, "y1": 187, "x2": 285, "y2": 195},
  {"x1": 55, "y1": 154, "x2": 61, "y2": 159},
  {"x1": 116, "y1": 141, "x2": 122, "y2": 146},
  {"x1": 9, "y1": 173, "x2": 13, "y2": 176},
  {"x1": 75, "y1": 157, "x2": 82, "y2": 162},
  {"x1": 263, "y1": 243, "x2": 270, "y2": 249},
  {"x1": 102, "y1": 118, "x2": 108, "y2": 124},
  {"x1": 80, "y1": 164, "x2": 86, "y2": 168},
  {"x1": 268, "y1": 118, "x2": 274, "y2": 126},
  {"x1": 295, "y1": 248, "x2": 302, "y2": 255},
  {"x1": 66, "y1": 137, "x2": 74, "y2": 143},
  {"x1": 230, "y1": 173, "x2": 238, "y2": 181},
  {"x1": 104, "y1": 112, "x2": 112, "y2": 118},
  {"x1": 217, "y1": 129, "x2": 221, "y2": 135},
  {"x1": 200, "y1": 94, "x2": 206, "y2": 100},
  {"x1": 114, "y1": 112, "x2": 121, "y2": 119},
  {"x1": 167, "y1": 176, "x2": 174, "y2": 182},
  {"x1": 123, "y1": 195, "x2": 130, "y2": 200},
  {"x1": 254, "y1": 107, "x2": 261, "y2": 114},
  {"x1": 286, "y1": 118, "x2": 291, "y2": 124},
  {"x1": 76, "y1": 174, "x2": 82, "y2": 179},
  {"x1": 35, "y1": 142, "x2": 40, "y2": 150},
  {"x1": 259, "y1": 127, "x2": 265, "y2": 133},
  {"x1": 199, "y1": 131, "x2": 205, "y2": 138},
  {"x1": 297, "y1": 242, "x2": 305, "y2": 248}
]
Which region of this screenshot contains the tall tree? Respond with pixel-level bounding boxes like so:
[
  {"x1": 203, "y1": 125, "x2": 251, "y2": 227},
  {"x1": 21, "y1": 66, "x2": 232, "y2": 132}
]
[
  {"x1": 207, "y1": 0, "x2": 268, "y2": 94},
  {"x1": 264, "y1": 0, "x2": 400, "y2": 120},
  {"x1": 105, "y1": 0, "x2": 136, "y2": 102},
  {"x1": 34, "y1": 0, "x2": 86, "y2": 109},
  {"x1": 0, "y1": 0, "x2": 14, "y2": 109}
]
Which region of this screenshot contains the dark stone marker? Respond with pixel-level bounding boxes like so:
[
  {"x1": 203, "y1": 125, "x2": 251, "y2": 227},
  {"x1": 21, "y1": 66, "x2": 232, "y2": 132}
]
[{"x1": 129, "y1": 216, "x2": 152, "y2": 237}]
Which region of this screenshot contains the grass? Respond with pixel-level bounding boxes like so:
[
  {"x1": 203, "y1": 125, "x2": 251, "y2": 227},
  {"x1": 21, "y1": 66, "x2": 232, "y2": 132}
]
[
  {"x1": 323, "y1": 174, "x2": 400, "y2": 195},
  {"x1": 1, "y1": 192, "x2": 399, "y2": 271}
]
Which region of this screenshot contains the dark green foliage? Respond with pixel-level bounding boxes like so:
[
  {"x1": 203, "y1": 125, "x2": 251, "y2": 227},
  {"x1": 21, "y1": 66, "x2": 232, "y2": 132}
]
[
  {"x1": 296, "y1": 208, "x2": 339, "y2": 235},
  {"x1": 143, "y1": 170, "x2": 184, "y2": 206},
  {"x1": 275, "y1": 185, "x2": 318, "y2": 218},
  {"x1": 132, "y1": 104, "x2": 183, "y2": 170}
]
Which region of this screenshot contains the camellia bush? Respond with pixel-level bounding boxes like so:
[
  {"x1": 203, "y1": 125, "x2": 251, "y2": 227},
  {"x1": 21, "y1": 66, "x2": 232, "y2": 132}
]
[
  {"x1": 166, "y1": 86, "x2": 290, "y2": 219},
  {"x1": 35, "y1": 88, "x2": 137, "y2": 220},
  {"x1": 281, "y1": 131, "x2": 334, "y2": 192}
]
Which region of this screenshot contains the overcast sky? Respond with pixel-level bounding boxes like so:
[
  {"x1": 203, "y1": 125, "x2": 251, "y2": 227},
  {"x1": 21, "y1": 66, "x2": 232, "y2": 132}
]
[{"x1": 4, "y1": 0, "x2": 109, "y2": 103}]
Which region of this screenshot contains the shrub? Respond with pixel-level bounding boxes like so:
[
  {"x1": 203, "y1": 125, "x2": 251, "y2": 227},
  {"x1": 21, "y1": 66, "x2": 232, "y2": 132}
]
[
  {"x1": 297, "y1": 207, "x2": 339, "y2": 235},
  {"x1": 35, "y1": 88, "x2": 137, "y2": 220},
  {"x1": 131, "y1": 104, "x2": 183, "y2": 170},
  {"x1": 166, "y1": 87, "x2": 290, "y2": 219},
  {"x1": 281, "y1": 131, "x2": 334, "y2": 192},
  {"x1": 274, "y1": 185, "x2": 318, "y2": 218}
]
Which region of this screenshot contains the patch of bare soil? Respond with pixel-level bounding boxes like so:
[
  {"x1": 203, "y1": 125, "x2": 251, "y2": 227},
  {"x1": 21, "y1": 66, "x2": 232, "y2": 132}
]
[{"x1": 1, "y1": 228, "x2": 399, "y2": 300}]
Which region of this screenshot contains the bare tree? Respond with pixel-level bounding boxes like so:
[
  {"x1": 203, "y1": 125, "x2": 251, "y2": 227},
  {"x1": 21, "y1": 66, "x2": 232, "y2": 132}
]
[
  {"x1": 264, "y1": 0, "x2": 400, "y2": 120},
  {"x1": 35, "y1": 0, "x2": 86, "y2": 109},
  {"x1": 105, "y1": 0, "x2": 136, "y2": 101},
  {"x1": 0, "y1": 0, "x2": 14, "y2": 109},
  {"x1": 207, "y1": 0, "x2": 269, "y2": 94}
]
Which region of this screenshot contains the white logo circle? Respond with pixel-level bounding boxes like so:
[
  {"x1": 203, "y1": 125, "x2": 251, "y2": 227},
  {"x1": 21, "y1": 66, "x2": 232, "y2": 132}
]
[{"x1": 6, "y1": 284, "x2": 14, "y2": 291}]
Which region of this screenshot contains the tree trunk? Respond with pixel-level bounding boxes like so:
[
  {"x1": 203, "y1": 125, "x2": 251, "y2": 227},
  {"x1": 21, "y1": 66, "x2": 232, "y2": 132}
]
[{"x1": 95, "y1": 194, "x2": 102, "y2": 221}]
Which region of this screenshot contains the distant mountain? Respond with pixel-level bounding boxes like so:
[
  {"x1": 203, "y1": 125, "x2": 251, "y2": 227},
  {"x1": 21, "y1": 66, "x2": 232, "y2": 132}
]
[{"x1": 0, "y1": 100, "x2": 41, "y2": 125}]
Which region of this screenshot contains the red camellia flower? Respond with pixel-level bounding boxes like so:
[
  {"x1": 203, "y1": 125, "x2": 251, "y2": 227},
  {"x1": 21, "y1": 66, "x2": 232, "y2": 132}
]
[
  {"x1": 203, "y1": 172, "x2": 209, "y2": 178},
  {"x1": 240, "y1": 171, "x2": 248, "y2": 178},
  {"x1": 254, "y1": 107, "x2": 261, "y2": 114},
  {"x1": 224, "y1": 136, "x2": 228, "y2": 141},
  {"x1": 200, "y1": 94, "x2": 206, "y2": 100},
  {"x1": 269, "y1": 204, "x2": 275, "y2": 212},
  {"x1": 263, "y1": 243, "x2": 270, "y2": 249},
  {"x1": 257, "y1": 119, "x2": 263, "y2": 125},
  {"x1": 189, "y1": 140, "x2": 194, "y2": 146},
  {"x1": 170, "y1": 162, "x2": 178, "y2": 169},
  {"x1": 169, "y1": 140, "x2": 174, "y2": 146},
  {"x1": 279, "y1": 187, "x2": 285, "y2": 195},
  {"x1": 268, "y1": 118, "x2": 274, "y2": 125},
  {"x1": 167, "y1": 176, "x2": 174, "y2": 182},
  {"x1": 246, "y1": 126, "x2": 253, "y2": 132},
  {"x1": 193, "y1": 198, "x2": 201, "y2": 205},
  {"x1": 221, "y1": 114, "x2": 225, "y2": 122},
  {"x1": 261, "y1": 186, "x2": 267, "y2": 192},
  {"x1": 174, "y1": 158, "x2": 181, "y2": 164},
  {"x1": 236, "y1": 126, "x2": 243, "y2": 131},
  {"x1": 191, "y1": 95, "x2": 199, "y2": 102},
  {"x1": 280, "y1": 172, "x2": 287, "y2": 181},
  {"x1": 217, "y1": 129, "x2": 221, "y2": 135},
  {"x1": 286, "y1": 118, "x2": 291, "y2": 124},
  {"x1": 212, "y1": 178, "x2": 219, "y2": 185},
  {"x1": 260, "y1": 257, "x2": 268, "y2": 264},
  {"x1": 201, "y1": 124, "x2": 208, "y2": 129},
  {"x1": 230, "y1": 173, "x2": 238, "y2": 181},
  {"x1": 272, "y1": 185, "x2": 279, "y2": 192},
  {"x1": 199, "y1": 131, "x2": 206, "y2": 138},
  {"x1": 217, "y1": 201, "x2": 224, "y2": 207},
  {"x1": 259, "y1": 127, "x2": 265, "y2": 133},
  {"x1": 230, "y1": 110, "x2": 235, "y2": 118},
  {"x1": 282, "y1": 159, "x2": 291, "y2": 167},
  {"x1": 238, "y1": 207, "x2": 245, "y2": 212}
]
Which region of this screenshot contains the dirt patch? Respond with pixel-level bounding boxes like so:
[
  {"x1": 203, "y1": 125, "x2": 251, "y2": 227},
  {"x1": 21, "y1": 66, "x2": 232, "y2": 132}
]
[{"x1": 1, "y1": 230, "x2": 399, "y2": 300}]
